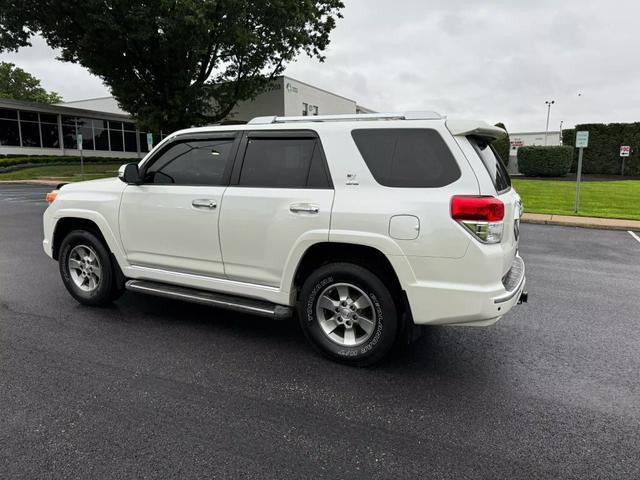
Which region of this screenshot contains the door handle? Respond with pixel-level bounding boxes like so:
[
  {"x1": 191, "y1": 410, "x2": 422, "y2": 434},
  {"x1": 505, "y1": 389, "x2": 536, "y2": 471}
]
[
  {"x1": 290, "y1": 203, "x2": 319, "y2": 214},
  {"x1": 192, "y1": 199, "x2": 217, "y2": 209}
]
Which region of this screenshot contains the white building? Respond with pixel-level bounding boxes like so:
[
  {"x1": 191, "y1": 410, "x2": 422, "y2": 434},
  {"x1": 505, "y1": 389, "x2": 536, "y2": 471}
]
[
  {"x1": 507, "y1": 130, "x2": 562, "y2": 174},
  {"x1": 55, "y1": 75, "x2": 370, "y2": 123},
  {"x1": 1, "y1": 76, "x2": 372, "y2": 158}
]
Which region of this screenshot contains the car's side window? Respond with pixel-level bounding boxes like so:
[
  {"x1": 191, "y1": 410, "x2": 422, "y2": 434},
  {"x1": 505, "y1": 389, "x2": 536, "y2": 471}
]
[
  {"x1": 143, "y1": 138, "x2": 235, "y2": 186},
  {"x1": 351, "y1": 128, "x2": 461, "y2": 188},
  {"x1": 238, "y1": 136, "x2": 331, "y2": 188}
]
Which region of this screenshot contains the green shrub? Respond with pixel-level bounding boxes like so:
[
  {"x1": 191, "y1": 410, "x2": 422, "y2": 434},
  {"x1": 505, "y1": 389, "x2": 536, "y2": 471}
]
[
  {"x1": 518, "y1": 146, "x2": 573, "y2": 177},
  {"x1": 0, "y1": 155, "x2": 130, "y2": 168},
  {"x1": 492, "y1": 122, "x2": 510, "y2": 166},
  {"x1": 562, "y1": 123, "x2": 640, "y2": 176}
]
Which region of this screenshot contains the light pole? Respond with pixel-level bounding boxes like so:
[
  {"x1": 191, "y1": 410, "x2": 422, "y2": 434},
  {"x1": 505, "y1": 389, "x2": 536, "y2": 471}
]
[
  {"x1": 544, "y1": 100, "x2": 555, "y2": 145},
  {"x1": 559, "y1": 120, "x2": 563, "y2": 145}
]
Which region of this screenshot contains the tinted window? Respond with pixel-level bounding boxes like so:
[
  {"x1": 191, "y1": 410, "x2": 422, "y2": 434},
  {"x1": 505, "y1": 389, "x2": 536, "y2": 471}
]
[
  {"x1": 0, "y1": 108, "x2": 18, "y2": 120},
  {"x1": 239, "y1": 137, "x2": 319, "y2": 188},
  {"x1": 469, "y1": 136, "x2": 511, "y2": 193},
  {"x1": 306, "y1": 144, "x2": 331, "y2": 188},
  {"x1": 0, "y1": 119, "x2": 20, "y2": 146},
  {"x1": 19, "y1": 111, "x2": 38, "y2": 122},
  {"x1": 109, "y1": 128, "x2": 124, "y2": 151},
  {"x1": 40, "y1": 113, "x2": 58, "y2": 124},
  {"x1": 20, "y1": 121, "x2": 41, "y2": 147},
  {"x1": 144, "y1": 138, "x2": 235, "y2": 186},
  {"x1": 351, "y1": 128, "x2": 461, "y2": 188},
  {"x1": 41, "y1": 122, "x2": 59, "y2": 148}
]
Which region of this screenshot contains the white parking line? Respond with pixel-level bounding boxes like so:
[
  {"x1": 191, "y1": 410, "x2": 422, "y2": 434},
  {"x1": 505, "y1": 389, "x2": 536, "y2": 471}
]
[{"x1": 628, "y1": 231, "x2": 640, "y2": 244}]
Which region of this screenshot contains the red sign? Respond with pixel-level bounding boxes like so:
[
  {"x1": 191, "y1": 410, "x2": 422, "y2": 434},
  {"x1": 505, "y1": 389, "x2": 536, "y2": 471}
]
[{"x1": 620, "y1": 146, "x2": 631, "y2": 157}]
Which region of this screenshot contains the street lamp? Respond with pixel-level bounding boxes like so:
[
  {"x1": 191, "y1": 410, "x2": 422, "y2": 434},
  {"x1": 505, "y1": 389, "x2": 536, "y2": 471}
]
[{"x1": 544, "y1": 100, "x2": 555, "y2": 145}]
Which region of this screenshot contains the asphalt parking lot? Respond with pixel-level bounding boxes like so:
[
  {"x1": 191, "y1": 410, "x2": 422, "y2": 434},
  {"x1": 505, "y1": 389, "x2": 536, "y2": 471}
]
[{"x1": 1, "y1": 184, "x2": 639, "y2": 479}]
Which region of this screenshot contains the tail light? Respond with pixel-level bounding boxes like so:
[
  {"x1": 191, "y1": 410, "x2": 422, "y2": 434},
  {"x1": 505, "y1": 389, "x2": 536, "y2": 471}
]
[
  {"x1": 451, "y1": 195, "x2": 504, "y2": 244},
  {"x1": 46, "y1": 190, "x2": 59, "y2": 204}
]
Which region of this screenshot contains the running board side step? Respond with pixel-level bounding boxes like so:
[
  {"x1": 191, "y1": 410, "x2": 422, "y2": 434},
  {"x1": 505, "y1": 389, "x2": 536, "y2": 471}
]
[{"x1": 125, "y1": 280, "x2": 292, "y2": 320}]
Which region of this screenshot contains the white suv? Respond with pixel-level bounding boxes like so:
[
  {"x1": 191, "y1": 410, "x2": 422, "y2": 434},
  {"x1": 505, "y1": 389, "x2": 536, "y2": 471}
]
[{"x1": 43, "y1": 111, "x2": 526, "y2": 365}]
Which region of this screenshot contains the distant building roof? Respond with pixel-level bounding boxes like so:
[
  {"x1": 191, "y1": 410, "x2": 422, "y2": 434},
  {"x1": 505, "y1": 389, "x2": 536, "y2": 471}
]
[{"x1": 0, "y1": 97, "x2": 130, "y2": 121}]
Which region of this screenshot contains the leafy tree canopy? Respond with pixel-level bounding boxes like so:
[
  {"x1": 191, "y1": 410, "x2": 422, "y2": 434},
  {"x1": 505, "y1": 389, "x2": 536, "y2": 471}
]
[
  {"x1": 0, "y1": 0, "x2": 344, "y2": 131},
  {"x1": 0, "y1": 61, "x2": 62, "y2": 103}
]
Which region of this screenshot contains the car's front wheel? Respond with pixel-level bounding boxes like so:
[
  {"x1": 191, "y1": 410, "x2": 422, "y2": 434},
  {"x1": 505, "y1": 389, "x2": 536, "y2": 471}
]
[
  {"x1": 298, "y1": 262, "x2": 399, "y2": 366},
  {"x1": 58, "y1": 229, "x2": 123, "y2": 306}
]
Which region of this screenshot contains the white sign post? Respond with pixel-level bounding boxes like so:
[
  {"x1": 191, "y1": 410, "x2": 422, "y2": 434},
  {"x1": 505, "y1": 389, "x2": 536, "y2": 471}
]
[
  {"x1": 620, "y1": 145, "x2": 630, "y2": 176},
  {"x1": 77, "y1": 134, "x2": 84, "y2": 177},
  {"x1": 574, "y1": 131, "x2": 589, "y2": 213}
]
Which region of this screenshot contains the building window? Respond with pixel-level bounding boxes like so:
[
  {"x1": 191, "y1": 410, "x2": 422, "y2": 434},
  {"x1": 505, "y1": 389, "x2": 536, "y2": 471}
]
[
  {"x1": 62, "y1": 116, "x2": 77, "y2": 149},
  {"x1": 20, "y1": 119, "x2": 41, "y2": 147},
  {"x1": 0, "y1": 108, "x2": 20, "y2": 146},
  {"x1": 76, "y1": 117, "x2": 95, "y2": 150},
  {"x1": 93, "y1": 120, "x2": 109, "y2": 151},
  {"x1": 123, "y1": 122, "x2": 137, "y2": 153},
  {"x1": 302, "y1": 103, "x2": 308, "y2": 116},
  {"x1": 108, "y1": 121, "x2": 124, "y2": 151},
  {"x1": 40, "y1": 121, "x2": 59, "y2": 148}
]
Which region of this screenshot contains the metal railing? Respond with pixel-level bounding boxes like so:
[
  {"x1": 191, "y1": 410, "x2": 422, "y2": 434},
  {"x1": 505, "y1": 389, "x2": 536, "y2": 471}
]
[{"x1": 247, "y1": 111, "x2": 443, "y2": 125}]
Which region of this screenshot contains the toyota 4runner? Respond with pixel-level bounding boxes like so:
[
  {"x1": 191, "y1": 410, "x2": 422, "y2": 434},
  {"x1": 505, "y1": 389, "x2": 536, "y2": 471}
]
[{"x1": 43, "y1": 111, "x2": 527, "y2": 366}]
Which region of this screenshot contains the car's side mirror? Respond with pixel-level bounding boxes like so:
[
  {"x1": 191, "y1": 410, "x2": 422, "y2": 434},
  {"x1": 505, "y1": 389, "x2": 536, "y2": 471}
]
[{"x1": 118, "y1": 163, "x2": 140, "y2": 184}]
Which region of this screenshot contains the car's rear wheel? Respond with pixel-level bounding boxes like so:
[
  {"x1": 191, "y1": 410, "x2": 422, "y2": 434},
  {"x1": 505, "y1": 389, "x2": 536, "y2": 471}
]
[
  {"x1": 298, "y1": 262, "x2": 399, "y2": 366},
  {"x1": 59, "y1": 229, "x2": 124, "y2": 306}
]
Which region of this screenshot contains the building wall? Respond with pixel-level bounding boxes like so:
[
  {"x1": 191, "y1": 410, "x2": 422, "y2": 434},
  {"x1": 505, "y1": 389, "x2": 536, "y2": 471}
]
[
  {"x1": 282, "y1": 76, "x2": 356, "y2": 117},
  {"x1": 508, "y1": 131, "x2": 562, "y2": 174},
  {"x1": 228, "y1": 79, "x2": 285, "y2": 122},
  {"x1": 228, "y1": 76, "x2": 358, "y2": 122}
]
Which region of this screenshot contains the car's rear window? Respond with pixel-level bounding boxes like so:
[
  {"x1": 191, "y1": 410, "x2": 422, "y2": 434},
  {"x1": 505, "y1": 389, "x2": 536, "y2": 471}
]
[
  {"x1": 468, "y1": 136, "x2": 511, "y2": 193},
  {"x1": 351, "y1": 128, "x2": 461, "y2": 188}
]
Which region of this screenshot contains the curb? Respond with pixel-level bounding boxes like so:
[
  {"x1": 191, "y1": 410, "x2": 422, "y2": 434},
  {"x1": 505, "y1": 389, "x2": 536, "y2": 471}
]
[
  {"x1": 0, "y1": 180, "x2": 64, "y2": 186},
  {"x1": 522, "y1": 213, "x2": 640, "y2": 231}
]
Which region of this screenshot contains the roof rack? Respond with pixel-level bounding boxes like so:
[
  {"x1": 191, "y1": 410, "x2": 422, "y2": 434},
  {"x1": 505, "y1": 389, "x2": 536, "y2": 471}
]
[{"x1": 247, "y1": 111, "x2": 443, "y2": 125}]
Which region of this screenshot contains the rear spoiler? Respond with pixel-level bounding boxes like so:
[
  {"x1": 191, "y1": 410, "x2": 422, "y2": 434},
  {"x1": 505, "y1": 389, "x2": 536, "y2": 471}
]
[{"x1": 446, "y1": 119, "x2": 506, "y2": 140}]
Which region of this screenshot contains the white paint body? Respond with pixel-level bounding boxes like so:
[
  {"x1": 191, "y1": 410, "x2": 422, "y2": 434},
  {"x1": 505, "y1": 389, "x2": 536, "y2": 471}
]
[{"x1": 43, "y1": 115, "x2": 525, "y2": 326}]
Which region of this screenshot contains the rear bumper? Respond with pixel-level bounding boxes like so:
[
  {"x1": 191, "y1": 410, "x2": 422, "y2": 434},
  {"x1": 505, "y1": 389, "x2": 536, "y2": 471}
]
[{"x1": 398, "y1": 253, "x2": 526, "y2": 326}]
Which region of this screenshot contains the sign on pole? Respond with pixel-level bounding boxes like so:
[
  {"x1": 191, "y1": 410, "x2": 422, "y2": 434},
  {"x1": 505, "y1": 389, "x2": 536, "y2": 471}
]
[
  {"x1": 574, "y1": 131, "x2": 589, "y2": 213},
  {"x1": 620, "y1": 145, "x2": 631, "y2": 176},
  {"x1": 146, "y1": 133, "x2": 154, "y2": 151},
  {"x1": 575, "y1": 131, "x2": 589, "y2": 148},
  {"x1": 77, "y1": 134, "x2": 84, "y2": 177}
]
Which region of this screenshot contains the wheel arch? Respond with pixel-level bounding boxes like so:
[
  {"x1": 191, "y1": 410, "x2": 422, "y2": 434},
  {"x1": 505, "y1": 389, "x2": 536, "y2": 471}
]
[
  {"x1": 291, "y1": 242, "x2": 405, "y2": 304},
  {"x1": 52, "y1": 216, "x2": 126, "y2": 286}
]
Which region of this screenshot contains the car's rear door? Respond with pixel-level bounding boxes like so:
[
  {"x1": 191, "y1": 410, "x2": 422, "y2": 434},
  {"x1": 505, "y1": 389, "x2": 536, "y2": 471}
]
[
  {"x1": 218, "y1": 130, "x2": 334, "y2": 288},
  {"x1": 466, "y1": 135, "x2": 521, "y2": 275}
]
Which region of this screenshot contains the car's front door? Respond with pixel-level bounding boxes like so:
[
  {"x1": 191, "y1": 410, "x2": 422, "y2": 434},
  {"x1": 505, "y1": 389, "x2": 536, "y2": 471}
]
[
  {"x1": 219, "y1": 131, "x2": 334, "y2": 288},
  {"x1": 119, "y1": 133, "x2": 239, "y2": 277}
]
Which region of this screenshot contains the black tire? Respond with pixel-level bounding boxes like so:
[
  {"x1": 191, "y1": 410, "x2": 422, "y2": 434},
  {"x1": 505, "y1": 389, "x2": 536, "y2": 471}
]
[
  {"x1": 297, "y1": 262, "x2": 400, "y2": 366},
  {"x1": 58, "y1": 229, "x2": 121, "y2": 306}
]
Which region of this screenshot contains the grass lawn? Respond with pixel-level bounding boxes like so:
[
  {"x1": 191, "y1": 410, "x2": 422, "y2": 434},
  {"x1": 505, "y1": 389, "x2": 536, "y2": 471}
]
[
  {"x1": 0, "y1": 163, "x2": 120, "y2": 182},
  {"x1": 512, "y1": 178, "x2": 640, "y2": 221}
]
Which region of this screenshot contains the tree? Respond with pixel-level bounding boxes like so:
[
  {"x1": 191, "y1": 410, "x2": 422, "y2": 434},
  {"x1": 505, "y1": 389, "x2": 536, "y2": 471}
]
[
  {"x1": 493, "y1": 122, "x2": 510, "y2": 166},
  {"x1": 0, "y1": 61, "x2": 62, "y2": 103},
  {"x1": 0, "y1": 0, "x2": 344, "y2": 132}
]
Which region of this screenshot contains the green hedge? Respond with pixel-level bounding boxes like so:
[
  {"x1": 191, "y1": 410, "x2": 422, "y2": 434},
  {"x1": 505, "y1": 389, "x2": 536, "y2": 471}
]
[
  {"x1": 0, "y1": 155, "x2": 130, "y2": 168},
  {"x1": 562, "y1": 123, "x2": 640, "y2": 176},
  {"x1": 518, "y1": 146, "x2": 573, "y2": 177},
  {"x1": 492, "y1": 123, "x2": 510, "y2": 167}
]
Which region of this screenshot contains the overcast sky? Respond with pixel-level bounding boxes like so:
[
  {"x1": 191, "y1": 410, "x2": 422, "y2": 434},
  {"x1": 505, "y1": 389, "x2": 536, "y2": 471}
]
[{"x1": 2, "y1": 0, "x2": 639, "y2": 132}]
